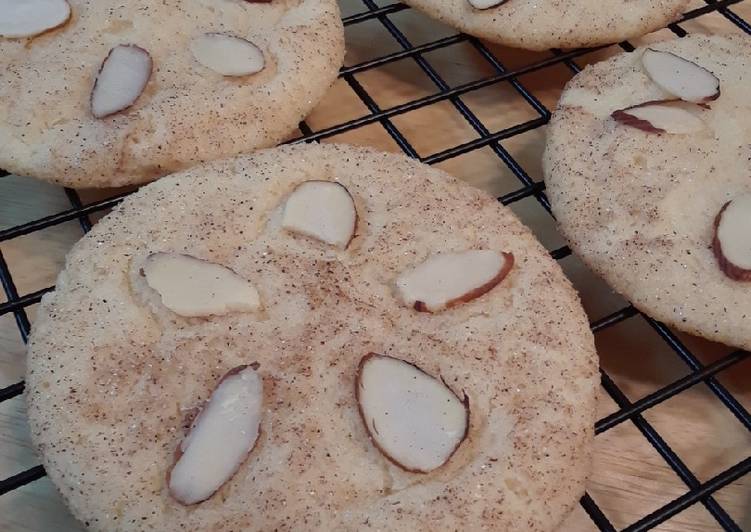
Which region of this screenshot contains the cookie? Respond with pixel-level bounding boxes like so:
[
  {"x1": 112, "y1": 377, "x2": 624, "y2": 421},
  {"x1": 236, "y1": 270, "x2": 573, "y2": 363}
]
[
  {"x1": 0, "y1": 0, "x2": 344, "y2": 188},
  {"x1": 26, "y1": 143, "x2": 598, "y2": 531},
  {"x1": 399, "y1": 0, "x2": 688, "y2": 51},
  {"x1": 544, "y1": 34, "x2": 751, "y2": 350}
]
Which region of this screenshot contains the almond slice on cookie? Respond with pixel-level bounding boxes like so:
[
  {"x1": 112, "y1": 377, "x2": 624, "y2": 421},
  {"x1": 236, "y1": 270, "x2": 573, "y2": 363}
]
[
  {"x1": 169, "y1": 365, "x2": 264, "y2": 505},
  {"x1": 0, "y1": 0, "x2": 71, "y2": 38},
  {"x1": 467, "y1": 0, "x2": 508, "y2": 10},
  {"x1": 141, "y1": 252, "x2": 261, "y2": 317},
  {"x1": 641, "y1": 49, "x2": 720, "y2": 103},
  {"x1": 356, "y1": 353, "x2": 469, "y2": 473},
  {"x1": 713, "y1": 193, "x2": 751, "y2": 282},
  {"x1": 190, "y1": 33, "x2": 265, "y2": 76},
  {"x1": 395, "y1": 250, "x2": 513, "y2": 312},
  {"x1": 282, "y1": 181, "x2": 357, "y2": 249},
  {"x1": 611, "y1": 100, "x2": 706, "y2": 134},
  {"x1": 91, "y1": 44, "x2": 152, "y2": 118}
]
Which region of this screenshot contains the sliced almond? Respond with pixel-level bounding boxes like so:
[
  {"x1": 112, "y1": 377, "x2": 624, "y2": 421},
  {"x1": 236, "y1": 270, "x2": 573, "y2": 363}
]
[
  {"x1": 0, "y1": 0, "x2": 71, "y2": 38},
  {"x1": 169, "y1": 365, "x2": 263, "y2": 505},
  {"x1": 467, "y1": 0, "x2": 508, "y2": 9},
  {"x1": 713, "y1": 193, "x2": 751, "y2": 282},
  {"x1": 141, "y1": 252, "x2": 260, "y2": 317},
  {"x1": 611, "y1": 100, "x2": 706, "y2": 134},
  {"x1": 91, "y1": 44, "x2": 152, "y2": 118},
  {"x1": 395, "y1": 249, "x2": 513, "y2": 312},
  {"x1": 189, "y1": 33, "x2": 265, "y2": 77},
  {"x1": 356, "y1": 353, "x2": 469, "y2": 473},
  {"x1": 641, "y1": 49, "x2": 720, "y2": 104},
  {"x1": 282, "y1": 180, "x2": 357, "y2": 249}
]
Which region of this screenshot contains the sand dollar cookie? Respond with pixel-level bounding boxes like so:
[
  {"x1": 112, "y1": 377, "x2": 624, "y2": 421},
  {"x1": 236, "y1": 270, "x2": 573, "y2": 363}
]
[
  {"x1": 0, "y1": 0, "x2": 343, "y2": 187},
  {"x1": 26, "y1": 143, "x2": 598, "y2": 531},
  {"x1": 544, "y1": 34, "x2": 751, "y2": 350},
  {"x1": 400, "y1": 0, "x2": 688, "y2": 51}
]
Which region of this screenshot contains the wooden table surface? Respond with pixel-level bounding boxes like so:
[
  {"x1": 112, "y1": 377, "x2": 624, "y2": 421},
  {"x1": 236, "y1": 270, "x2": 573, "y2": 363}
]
[{"x1": 1, "y1": 1, "x2": 749, "y2": 530}]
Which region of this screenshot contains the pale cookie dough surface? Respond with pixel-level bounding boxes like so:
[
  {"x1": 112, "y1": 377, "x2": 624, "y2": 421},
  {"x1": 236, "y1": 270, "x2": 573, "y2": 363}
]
[
  {"x1": 26, "y1": 143, "x2": 598, "y2": 531},
  {"x1": 544, "y1": 34, "x2": 751, "y2": 350},
  {"x1": 400, "y1": 0, "x2": 688, "y2": 51},
  {"x1": 0, "y1": 0, "x2": 344, "y2": 188}
]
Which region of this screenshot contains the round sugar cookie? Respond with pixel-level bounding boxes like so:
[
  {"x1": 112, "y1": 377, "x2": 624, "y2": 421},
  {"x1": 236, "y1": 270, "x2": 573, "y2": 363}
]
[
  {"x1": 544, "y1": 34, "x2": 751, "y2": 350},
  {"x1": 26, "y1": 143, "x2": 598, "y2": 531},
  {"x1": 399, "y1": 0, "x2": 688, "y2": 51},
  {"x1": 0, "y1": 0, "x2": 343, "y2": 188}
]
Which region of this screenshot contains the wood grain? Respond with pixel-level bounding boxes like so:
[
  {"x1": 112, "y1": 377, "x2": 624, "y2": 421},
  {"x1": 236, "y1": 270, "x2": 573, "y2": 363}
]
[{"x1": 1, "y1": 1, "x2": 749, "y2": 530}]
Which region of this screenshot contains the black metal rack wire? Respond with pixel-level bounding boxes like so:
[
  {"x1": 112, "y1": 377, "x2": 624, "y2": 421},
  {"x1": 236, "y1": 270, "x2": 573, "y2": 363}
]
[{"x1": 0, "y1": 0, "x2": 749, "y2": 530}]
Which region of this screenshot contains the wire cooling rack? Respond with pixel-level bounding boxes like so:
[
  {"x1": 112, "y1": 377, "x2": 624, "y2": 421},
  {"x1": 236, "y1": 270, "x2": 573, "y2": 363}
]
[{"x1": 0, "y1": 0, "x2": 749, "y2": 530}]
